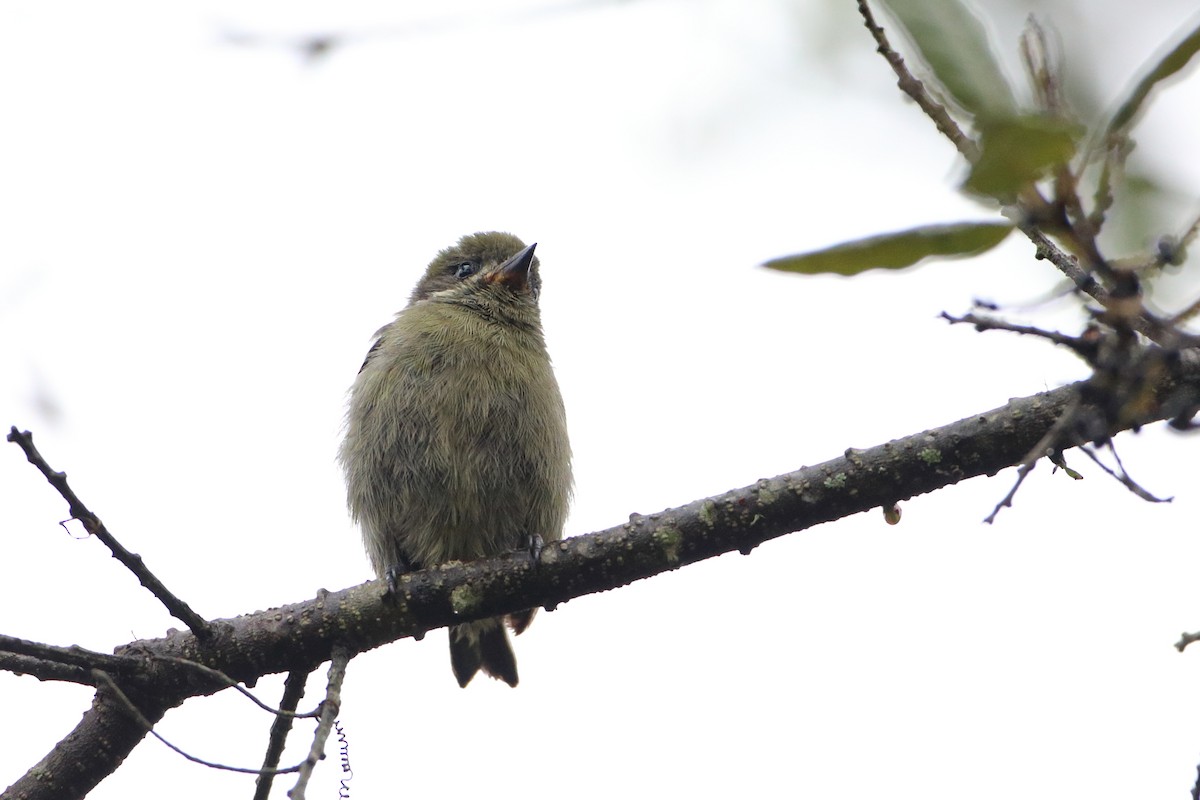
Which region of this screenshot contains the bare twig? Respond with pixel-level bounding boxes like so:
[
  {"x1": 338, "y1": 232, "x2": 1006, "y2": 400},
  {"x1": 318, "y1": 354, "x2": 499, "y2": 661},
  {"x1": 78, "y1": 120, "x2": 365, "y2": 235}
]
[
  {"x1": 856, "y1": 0, "x2": 978, "y2": 161},
  {"x1": 7, "y1": 427, "x2": 212, "y2": 639},
  {"x1": 1077, "y1": 444, "x2": 1172, "y2": 503},
  {"x1": 947, "y1": 304, "x2": 1182, "y2": 516},
  {"x1": 1087, "y1": 140, "x2": 1126, "y2": 233},
  {"x1": 1167, "y1": 296, "x2": 1200, "y2": 332},
  {"x1": 940, "y1": 311, "x2": 1096, "y2": 358},
  {"x1": 1013, "y1": 225, "x2": 1174, "y2": 343},
  {"x1": 291, "y1": 646, "x2": 351, "y2": 800},
  {"x1": 93, "y1": 670, "x2": 304, "y2": 776},
  {"x1": 0, "y1": 652, "x2": 92, "y2": 684},
  {"x1": 1016, "y1": 222, "x2": 1100, "y2": 297},
  {"x1": 1020, "y1": 18, "x2": 1106, "y2": 262},
  {"x1": 147, "y1": 655, "x2": 321, "y2": 720},
  {"x1": 983, "y1": 459, "x2": 1037, "y2": 525},
  {"x1": 1162, "y1": 213, "x2": 1200, "y2": 327},
  {"x1": 1051, "y1": 165, "x2": 1098, "y2": 250},
  {"x1": 1179, "y1": 211, "x2": 1200, "y2": 251},
  {"x1": 1020, "y1": 16, "x2": 1064, "y2": 116},
  {"x1": 984, "y1": 395, "x2": 1082, "y2": 524},
  {"x1": 254, "y1": 669, "x2": 313, "y2": 800},
  {"x1": 0, "y1": 633, "x2": 141, "y2": 676}
]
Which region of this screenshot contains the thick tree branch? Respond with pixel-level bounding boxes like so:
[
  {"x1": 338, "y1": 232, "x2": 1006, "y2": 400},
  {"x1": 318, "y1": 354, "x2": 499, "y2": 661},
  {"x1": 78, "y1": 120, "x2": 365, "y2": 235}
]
[
  {"x1": 5, "y1": 346, "x2": 1200, "y2": 799},
  {"x1": 5, "y1": 684, "x2": 170, "y2": 800}
]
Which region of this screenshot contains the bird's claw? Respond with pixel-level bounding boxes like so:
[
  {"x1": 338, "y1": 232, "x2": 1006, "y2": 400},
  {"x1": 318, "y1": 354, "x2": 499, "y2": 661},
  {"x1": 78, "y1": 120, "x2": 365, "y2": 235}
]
[
  {"x1": 384, "y1": 554, "x2": 416, "y2": 600},
  {"x1": 524, "y1": 532, "x2": 545, "y2": 566}
]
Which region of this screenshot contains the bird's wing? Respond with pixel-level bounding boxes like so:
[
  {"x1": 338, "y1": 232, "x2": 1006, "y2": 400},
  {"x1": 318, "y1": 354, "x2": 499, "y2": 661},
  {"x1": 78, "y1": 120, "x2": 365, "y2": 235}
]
[{"x1": 357, "y1": 322, "x2": 392, "y2": 373}]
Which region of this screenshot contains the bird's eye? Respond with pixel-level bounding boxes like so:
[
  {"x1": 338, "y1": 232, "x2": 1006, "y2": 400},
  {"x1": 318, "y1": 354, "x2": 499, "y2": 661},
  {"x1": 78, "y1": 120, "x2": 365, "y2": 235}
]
[{"x1": 453, "y1": 261, "x2": 477, "y2": 279}]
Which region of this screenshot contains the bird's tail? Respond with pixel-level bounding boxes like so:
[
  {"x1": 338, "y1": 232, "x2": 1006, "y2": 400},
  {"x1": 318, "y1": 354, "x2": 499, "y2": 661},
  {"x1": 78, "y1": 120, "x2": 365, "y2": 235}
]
[{"x1": 449, "y1": 618, "x2": 519, "y2": 687}]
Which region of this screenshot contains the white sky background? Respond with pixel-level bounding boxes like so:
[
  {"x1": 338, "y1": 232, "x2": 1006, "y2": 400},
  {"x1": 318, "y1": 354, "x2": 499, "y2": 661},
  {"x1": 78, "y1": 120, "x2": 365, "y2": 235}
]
[{"x1": 3, "y1": 0, "x2": 1200, "y2": 797}]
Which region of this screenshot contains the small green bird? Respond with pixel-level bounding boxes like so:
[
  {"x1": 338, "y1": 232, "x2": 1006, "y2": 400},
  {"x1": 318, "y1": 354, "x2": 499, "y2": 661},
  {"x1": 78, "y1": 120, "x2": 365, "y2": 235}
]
[{"x1": 340, "y1": 232, "x2": 572, "y2": 687}]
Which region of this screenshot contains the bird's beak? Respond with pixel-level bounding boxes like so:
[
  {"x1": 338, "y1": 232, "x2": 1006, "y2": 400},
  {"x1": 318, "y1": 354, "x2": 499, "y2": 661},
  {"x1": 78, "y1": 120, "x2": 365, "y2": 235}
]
[{"x1": 487, "y1": 242, "x2": 537, "y2": 291}]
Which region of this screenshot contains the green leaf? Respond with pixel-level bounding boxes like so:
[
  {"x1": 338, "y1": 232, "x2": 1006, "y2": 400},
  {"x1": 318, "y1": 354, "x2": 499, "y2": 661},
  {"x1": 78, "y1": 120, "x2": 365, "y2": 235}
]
[
  {"x1": 1106, "y1": 20, "x2": 1200, "y2": 139},
  {"x1": 764, "y1": 222, "x2": 1014, "y2": 276},
  {"x1": 964, "y1": 114, "x2": 1082, "y2": 199},
  {"x1": 879, "y1": 0, "x2": 1017, "y2": 119}
]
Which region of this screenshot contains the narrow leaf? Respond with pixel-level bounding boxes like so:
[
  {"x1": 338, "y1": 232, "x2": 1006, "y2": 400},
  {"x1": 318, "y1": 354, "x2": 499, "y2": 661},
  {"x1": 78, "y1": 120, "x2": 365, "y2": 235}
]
[
  {"x1": 879, "y1": 0, "x2": 1017, "y2": 119},
  {"x1": 1107, "y1": 20, "x2": 1200, "y2": 139},
  {"x1": 764, "y1": 222, "x2": 1014, "y2": 276}
]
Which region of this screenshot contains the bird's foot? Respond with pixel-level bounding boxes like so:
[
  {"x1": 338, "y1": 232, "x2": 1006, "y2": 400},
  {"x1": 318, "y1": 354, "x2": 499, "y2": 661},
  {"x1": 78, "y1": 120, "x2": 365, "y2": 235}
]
[
  {"x1": 384, "y1": 554, "x2": 417, "y2": 599},
  {"x1": 522, "y1": 533, "x2": 545, "y2": 566}
]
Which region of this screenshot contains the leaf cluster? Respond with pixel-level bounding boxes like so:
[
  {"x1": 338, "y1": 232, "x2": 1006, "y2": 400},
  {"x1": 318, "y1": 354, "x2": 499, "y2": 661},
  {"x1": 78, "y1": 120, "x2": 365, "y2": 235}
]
[{"x1": 766, "y1": 0, "x2": 1200, "y2": 283}]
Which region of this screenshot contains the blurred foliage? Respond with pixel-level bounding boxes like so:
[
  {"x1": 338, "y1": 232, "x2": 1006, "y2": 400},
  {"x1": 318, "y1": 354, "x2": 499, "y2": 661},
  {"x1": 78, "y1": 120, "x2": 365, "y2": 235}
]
[
  {"x1": 880, "y1": 0, "x2": 1017, "y2": 119},
  {"x1": 1104, "y1": 22, "x2": 1200, "y2": 140},
  {"x1": 768, "y1": 0, "x2": 1200, "y2": 304},
  {"x1": 964, "y1": 115, "x2": 1081, "y2": 199},
  {"x1": 764, "y1": 222, "x2": 1012, "y2": 275}
]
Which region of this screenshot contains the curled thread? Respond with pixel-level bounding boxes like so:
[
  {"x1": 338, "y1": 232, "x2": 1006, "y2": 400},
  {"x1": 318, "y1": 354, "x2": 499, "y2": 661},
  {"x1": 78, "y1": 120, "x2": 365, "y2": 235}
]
[{"x1": 334, "y1": 719, "x2": 353, "y2": 799}]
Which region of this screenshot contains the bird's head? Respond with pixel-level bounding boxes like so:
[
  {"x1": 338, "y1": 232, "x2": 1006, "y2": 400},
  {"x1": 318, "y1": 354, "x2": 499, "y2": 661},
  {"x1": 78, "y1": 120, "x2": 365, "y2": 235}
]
[{"x1": 409, "y1": 232, "x2": 542, "y2": 311}]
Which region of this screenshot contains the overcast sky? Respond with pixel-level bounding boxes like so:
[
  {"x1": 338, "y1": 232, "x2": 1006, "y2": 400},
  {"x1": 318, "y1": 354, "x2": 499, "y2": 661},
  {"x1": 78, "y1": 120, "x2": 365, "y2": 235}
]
[{"x1": 3, "y1": 1, "x2": 1200, "y2": 798}]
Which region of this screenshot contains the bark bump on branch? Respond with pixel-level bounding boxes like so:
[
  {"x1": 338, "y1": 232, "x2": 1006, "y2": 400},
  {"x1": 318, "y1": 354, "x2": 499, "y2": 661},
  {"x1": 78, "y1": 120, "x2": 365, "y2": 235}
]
[{"x1": 6, "y1": 347, "x2": 1199, "y2": 799}]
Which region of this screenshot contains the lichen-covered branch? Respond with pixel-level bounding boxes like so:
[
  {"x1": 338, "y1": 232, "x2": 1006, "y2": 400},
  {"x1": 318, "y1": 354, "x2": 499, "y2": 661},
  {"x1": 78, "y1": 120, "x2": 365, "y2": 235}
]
[{"x1": 5, "y1": 346, "x2": 1200, "y2": 799}]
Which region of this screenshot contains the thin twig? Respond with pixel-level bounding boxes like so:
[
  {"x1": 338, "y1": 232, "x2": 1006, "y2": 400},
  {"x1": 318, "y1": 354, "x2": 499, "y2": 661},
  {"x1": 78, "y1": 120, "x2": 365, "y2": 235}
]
[
  {"x1": 1016, "y1": 223, "x2": 1101, "y2": 297},
  {"x1": 93, "y1": 670, "x2": 304, "y2": 776},
  {"x1": 1087, "y1": 140, "x2": 1124, "y2": 233},
  {"x1": 0, "y1": 635, "x2": 321, "y2": 714},
  {"x1": 1077, "y1": 444, "x2": 1172, "y2": 503},
  {"x1": 1179, "y1": 211, "x2": 1200, "y2": 250},
  {"x1": 0, "y1": 634, "x2": 141, "y2": 675},
  {"x1": 984, "y1": 459, "x2": 1037, "y2": 524},
  {"x1": 254, "y1": 669, "x2": 313, "y2": 800},
  {"x1": 7, "y1": 427, "x2": 211, "y2": 639},
  {"x1": 1167, "y1": 296, "x2": 1200, "y2": 330},
  {"x1": 291, "y1": 646, "x2": 351, "y2": 800},
  {"x1": 985, "y1": 395, "x2": 1082, "y2": 524},
  {"x1": 1021, "y1": 18, "x2": 1106, "y2": 261},
  {"x1": 1014, "y1": 226, "x2": 1171, "y2": 343},
  {"x1": 147, "y1": 655, "x2": 321, "y2": 719},
  {"x1": 940, "y1": 311, "x2": 1096, "y2": 359},
  {"x1": 1020, "y1": 16, "x2": 1064, "y2": 116},
  {"x1": 0, "y1": 652, "x2": 92, "y2": 684},
  {"x1": 1163, "y1": 212, "x2": 1200, "y2": 326},
  {"x1": 856, "y1": 0, "x2": 978, "y2": 161}
]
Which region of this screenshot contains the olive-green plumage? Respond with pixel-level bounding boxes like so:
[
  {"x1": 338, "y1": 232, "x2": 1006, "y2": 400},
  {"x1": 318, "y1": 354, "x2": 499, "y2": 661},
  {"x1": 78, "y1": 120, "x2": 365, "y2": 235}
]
[{"x1": 340, "y1": 232, "x2": 572, "y2": 687}]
